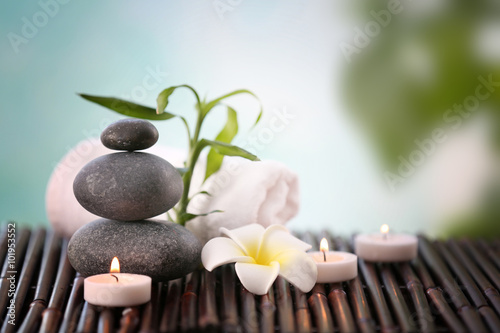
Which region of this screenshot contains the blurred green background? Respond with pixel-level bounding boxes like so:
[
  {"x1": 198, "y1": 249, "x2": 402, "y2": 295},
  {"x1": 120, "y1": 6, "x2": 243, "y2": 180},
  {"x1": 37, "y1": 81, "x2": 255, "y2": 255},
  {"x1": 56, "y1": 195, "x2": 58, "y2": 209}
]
[{"x1": 1, "y1": 0, "x2": 498, "y2": 237}]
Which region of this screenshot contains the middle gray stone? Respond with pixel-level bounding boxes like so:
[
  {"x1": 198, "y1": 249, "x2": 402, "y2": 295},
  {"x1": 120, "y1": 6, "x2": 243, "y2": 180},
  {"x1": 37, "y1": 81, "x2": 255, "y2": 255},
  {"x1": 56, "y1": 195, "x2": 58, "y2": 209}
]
[{"x1": 73, "y1": 152, "x2": 183, "y2": 221}]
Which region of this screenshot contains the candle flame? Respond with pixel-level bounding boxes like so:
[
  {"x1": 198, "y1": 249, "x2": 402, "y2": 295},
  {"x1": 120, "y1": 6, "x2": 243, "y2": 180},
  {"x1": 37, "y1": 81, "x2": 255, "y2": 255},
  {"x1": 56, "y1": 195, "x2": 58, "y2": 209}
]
[
  {"x1": 320, "y1": 238, "x2": 329, "y2": 252},
  {"x1": 380, "y1": 224, "x2": 389, "y2": 234},
  {"x1": 110, "y1": 257, "x2": 120, "y2": 273}
]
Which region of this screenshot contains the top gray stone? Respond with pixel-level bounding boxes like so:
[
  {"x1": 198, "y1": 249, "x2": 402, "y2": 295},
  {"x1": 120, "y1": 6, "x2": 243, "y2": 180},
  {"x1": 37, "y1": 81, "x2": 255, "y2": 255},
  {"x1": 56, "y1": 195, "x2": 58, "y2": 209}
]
[{"x1": 101, "y1": 119, "x2": 159, "y2": 151}]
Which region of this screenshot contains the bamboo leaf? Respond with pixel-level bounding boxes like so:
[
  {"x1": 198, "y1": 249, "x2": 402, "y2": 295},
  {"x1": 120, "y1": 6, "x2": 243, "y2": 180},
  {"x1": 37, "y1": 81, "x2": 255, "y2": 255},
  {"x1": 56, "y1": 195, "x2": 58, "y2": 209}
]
[
  {"x1": 190, "y1": 190, "x2": 212, "y2": 199},
  {"x1": 157, "y1": 84, "x2": 201, "y2": 114},
  {"x1": 203, "y1": 89, "x2": 262, "y2": 126},
  {"x1": 205, "y1": 106, "x2": 239, "y2": 180},
  {"x1": 156, "y1": 86, "x2": 177, "y2": 114},
  {"x1": 79, "y1": 94, "x2": 176, "y2": 120},
  {"x1": 199, "y1": 138, "x2": 259, "y2": 161},
  {"x1": 178, "y1": 210, "x2": 223, "y2": 224}
]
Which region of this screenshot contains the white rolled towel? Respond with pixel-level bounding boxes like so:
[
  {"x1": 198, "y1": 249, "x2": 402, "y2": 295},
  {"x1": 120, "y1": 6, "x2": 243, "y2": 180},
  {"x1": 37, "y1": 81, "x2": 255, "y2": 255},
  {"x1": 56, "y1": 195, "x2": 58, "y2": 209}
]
[
  {"x1": 45, "y1": 138, "x2": 186, "y2": 238},
  {"x1": 186, "y1": 158, "x2": 300, "y2": 244}
]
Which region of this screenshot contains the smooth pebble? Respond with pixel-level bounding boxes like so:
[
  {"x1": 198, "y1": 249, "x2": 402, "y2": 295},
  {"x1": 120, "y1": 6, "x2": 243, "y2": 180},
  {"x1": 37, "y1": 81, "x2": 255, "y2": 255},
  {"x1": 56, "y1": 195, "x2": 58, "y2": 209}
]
[
  {"x1": 101, "y1": 119, "x2": 159, "y2": 151},
  {"x1": 68, "y1": 219, "x2": 202, "y2": 281},
  {"x1": 73, "y1": 152, "x2": 182, "y2": 221}
]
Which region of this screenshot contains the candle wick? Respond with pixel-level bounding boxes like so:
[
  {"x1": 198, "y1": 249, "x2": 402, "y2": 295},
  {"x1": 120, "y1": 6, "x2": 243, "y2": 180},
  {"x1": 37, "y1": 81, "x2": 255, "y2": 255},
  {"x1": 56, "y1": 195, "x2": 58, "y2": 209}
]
[
  {"x1": 111, "y1": 274, "x2": 119, "y2": 282},
  {"x1": 322, "y1": 250, "x2": 326, "y2": 262},
  {"x1": 383, "y1": 233, "x2": 387, "y2": 240}
]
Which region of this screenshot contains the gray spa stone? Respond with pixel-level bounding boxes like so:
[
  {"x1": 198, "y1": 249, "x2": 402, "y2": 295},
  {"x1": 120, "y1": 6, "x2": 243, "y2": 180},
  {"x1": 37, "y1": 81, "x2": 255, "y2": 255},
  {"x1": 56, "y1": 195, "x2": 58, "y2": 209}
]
[
  {"x1": 73, "y1": 152, "x2": 182, "y2": 221},
  {"x1": 101, "y1": 119, "x2": 159, "y2": 151},
  {"x1": 68, "y1": 219, "x2": 202, "y2": 281}
]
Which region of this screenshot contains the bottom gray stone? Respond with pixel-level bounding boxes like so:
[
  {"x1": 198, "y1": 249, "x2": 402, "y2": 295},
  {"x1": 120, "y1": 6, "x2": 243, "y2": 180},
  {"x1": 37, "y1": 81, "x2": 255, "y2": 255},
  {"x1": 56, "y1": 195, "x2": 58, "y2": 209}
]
[{"x1": 68, "y1": 219, "x2": 202, "y2": 281}]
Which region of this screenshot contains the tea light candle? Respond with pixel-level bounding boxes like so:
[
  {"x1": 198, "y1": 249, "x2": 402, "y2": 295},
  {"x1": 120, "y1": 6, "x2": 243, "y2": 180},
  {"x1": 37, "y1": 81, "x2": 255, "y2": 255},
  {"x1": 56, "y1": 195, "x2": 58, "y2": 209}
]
[
  {"x1": 84, "y1": 257, "x2": 151, "y2": 307},
  {"x1": 308, "y1": 238, "x2": 358, "y2": 283},
  {"x1": 354, "y1": 225, "x2": 418, "y2": 262}
]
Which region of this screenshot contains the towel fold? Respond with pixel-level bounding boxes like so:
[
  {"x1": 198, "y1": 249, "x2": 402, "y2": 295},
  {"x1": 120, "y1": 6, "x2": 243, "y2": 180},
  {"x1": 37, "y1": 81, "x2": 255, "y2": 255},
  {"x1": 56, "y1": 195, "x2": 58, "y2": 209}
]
[{"x1": 186, "y1": 158, "x2": 300, "y2": 244}]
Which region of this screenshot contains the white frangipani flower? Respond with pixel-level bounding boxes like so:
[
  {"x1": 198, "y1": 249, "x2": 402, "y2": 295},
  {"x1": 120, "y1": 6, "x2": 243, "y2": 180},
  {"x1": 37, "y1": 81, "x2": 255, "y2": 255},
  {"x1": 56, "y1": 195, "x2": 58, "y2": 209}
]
[{"x1": 202, "y1": 224, "x2": 317, "y2": 295}]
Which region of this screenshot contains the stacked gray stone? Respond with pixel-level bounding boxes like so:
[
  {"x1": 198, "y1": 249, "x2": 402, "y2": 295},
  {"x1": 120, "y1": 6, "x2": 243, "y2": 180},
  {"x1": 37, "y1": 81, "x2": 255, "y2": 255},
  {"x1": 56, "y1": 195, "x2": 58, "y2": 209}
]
[{"x1": 68, "y1": 119, "x2": 201, "y2": 281}]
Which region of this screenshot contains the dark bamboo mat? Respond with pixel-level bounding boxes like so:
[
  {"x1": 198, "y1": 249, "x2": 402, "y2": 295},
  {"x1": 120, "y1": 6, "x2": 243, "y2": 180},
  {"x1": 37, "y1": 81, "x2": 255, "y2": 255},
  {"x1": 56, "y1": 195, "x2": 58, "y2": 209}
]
[{"x1": 1, "y1": 224, "x2": 499, "y2": 332}]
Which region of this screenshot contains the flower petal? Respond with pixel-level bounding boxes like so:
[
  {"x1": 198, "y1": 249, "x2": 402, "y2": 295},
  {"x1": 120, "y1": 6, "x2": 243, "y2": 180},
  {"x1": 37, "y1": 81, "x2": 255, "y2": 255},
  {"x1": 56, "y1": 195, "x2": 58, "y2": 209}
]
[
  {"x1": 273, "y1": 250, "x2": 317, "y2": 293},
  {"x1": 257, "y1": 225, "x2": 312, "y2": 264},
  {"x1": 202, "y1": 237, "x2": 255, "y2": 271},
  {"x1": 220, "y1": 224, "x2": 266, "y2": 258},
  {"x1": 235, "y1": 261, "x2": 280, "y2": 295}
]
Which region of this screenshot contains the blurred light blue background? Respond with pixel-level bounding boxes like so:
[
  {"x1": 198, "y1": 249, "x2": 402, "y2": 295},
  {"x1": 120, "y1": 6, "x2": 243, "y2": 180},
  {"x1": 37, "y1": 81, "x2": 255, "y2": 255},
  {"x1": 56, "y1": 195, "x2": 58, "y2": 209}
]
[{"x1": 1, "y1": 1, "x2": 497, "y2": 236}]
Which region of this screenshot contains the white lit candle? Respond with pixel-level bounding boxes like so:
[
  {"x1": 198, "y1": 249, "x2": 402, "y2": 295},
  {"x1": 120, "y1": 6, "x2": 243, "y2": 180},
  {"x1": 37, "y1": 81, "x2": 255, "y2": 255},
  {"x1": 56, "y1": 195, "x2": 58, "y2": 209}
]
[
  {"x1": 308, "y1": 238, "x2": 358, "y2": 283},
  {"x1": 84, "y1": 257, "x2": 152, "y2": 307},
  {"x1": 354, "y1": 225, "x2": 418, "y2": 262}
]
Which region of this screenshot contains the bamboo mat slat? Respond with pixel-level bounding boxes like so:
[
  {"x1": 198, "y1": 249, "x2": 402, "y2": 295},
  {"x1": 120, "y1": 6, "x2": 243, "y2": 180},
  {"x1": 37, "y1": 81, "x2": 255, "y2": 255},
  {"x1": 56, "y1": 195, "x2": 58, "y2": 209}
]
[
  {"x1": 303, "y1": 233, "x2": 334, "y2": 333},
  {"x1": 241, "y1": 282, "x2": 259, "y2": 333},
  {"x1": 220, "y1": 264, "x2": 239, "y2": 332},
  {"x1": 159, "y1": 277, "x2": 181, "y2": 333},
  {"x1": 259, "y1": 285, "x2": 276, "y2": 333},
  {"x1": 418, "y1": 236, "x2": 488, "y2": 332},
  {"x1": 399, "y1": 262, "x2": 436, "y2": 333},
  {"x1": 0, "y1": 227, "x2": 31, "y2": 326},
  {"x1": 1, "y1": 223, "x2": 500, "y2": 332},
  {"x1": 198, "y1": 270, "x2": 218, "y2": 332}
]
